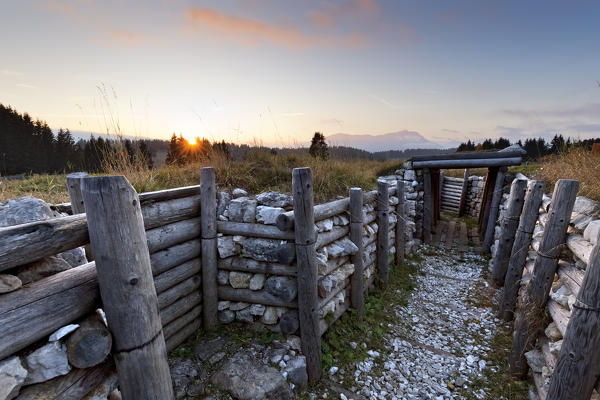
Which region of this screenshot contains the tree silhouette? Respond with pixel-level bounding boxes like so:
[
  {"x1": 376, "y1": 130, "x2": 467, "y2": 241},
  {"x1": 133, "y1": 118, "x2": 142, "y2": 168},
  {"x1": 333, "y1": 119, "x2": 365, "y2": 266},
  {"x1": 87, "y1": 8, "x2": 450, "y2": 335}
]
[{"x1": 309, "y1": 132, "x2": 329, "y2": 160}]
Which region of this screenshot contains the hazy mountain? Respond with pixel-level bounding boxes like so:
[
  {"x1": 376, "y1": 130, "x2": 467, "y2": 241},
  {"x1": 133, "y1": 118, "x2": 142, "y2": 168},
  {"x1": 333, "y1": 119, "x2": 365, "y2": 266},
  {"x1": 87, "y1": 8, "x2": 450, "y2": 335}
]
[{"x1": 327, "y1": 131, "x2": 442, "y2": 152}]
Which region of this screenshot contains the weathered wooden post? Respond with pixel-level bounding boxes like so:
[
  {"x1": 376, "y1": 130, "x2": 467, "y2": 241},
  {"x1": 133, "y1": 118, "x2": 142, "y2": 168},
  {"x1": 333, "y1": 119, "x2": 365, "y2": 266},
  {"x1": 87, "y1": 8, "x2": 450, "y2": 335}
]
[
  {"x1": 509, "y1": 179, "x2": 578, "y2": 377},
  {"x1": 483, "y1": 166, "x2": 507, "y2": 251},
  {"x1": 423, "y1": 168, "x2": 432, "y2": 243},
  {"x1": 458, "y1": 168, "x2": 470, "y2": 217},
  {"x1": 547, "y1": 230, "x2": 600, "y2": 398},
  {"x1": 349, "y1": 187, "x2": 364, "y2": 318},
  {"x1": 439, "y1": 171, "x2": 445, "y2": 211},
  {"x1": 377, "y1": 179, "x2": 390, "y2": 285},
  {"x1": 478, "y1": 167, "x2": 498, "y2": 239},
  {"x1": 81, "y1": 176, "x2": 174, "y2": 400},
  {"x1": 395, "y1": 180, "x2": 406, "y2": 264},
  {"x1": 499, "y1": 180, "x2": 544, "y2": 321},
  {"x1": 292, "y1": 167, "x2": 322, "y2": 383},
  {"x1": 67, "y1": 172, "x2": 93, "y2": 260},
  {"x1": 490, "y1": 178, "x2": 528, "y2": 287},
  {"x1": 200, "y1": 167, "x2": 218, "y2": 330}
]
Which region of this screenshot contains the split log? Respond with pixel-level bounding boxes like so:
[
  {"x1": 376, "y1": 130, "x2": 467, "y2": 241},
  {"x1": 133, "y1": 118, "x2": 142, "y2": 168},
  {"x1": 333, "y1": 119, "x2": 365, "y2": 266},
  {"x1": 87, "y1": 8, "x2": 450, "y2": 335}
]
[
  {"x1": 547, "y1": 229, "x2": 600, "y2": 398},
  {"x1": 395, "y1": 180, "x2": 405, "y2": 263},
  {"x1": 166, "y1": 319, "x2": 202, "y2": 352},
  {"x1": 318, "y1": 256, "x2": 350, "y2": 277},
  {"x1": 154, "y1": 258, "x2": 201, "y2": 294},
  {"x1": 158, "y1": 275, "x2": 201, "y2": 309},
  {"x1": 292, "y1": 168, "x2": 322, "y2": 382},
  {"x1": 0, "y1": 214, "x2": 89, "y2": 272},
  {"x1": 141, "y1": 195, "x2": 201, "y2": 230},
  {"x1": 139, "y1": 185, "x2": 200, "y2": 205},
  {"x1": 150, "y1": 239, "x2": 201, "y2": 276},
  {"x1": 318, "y1": 288, "x2": 351, "y2": 336},
  {"x1": 15, "y1": 360, "x2": 116, "y2": 400},
  {"x1": 0, "y1": 262, "x2": 99, "y2": 360},
  {"x1": 217, "y1": 286, "x2": 298, "y2": 308},
  {"x1": 490, "y1": 179, "x2": 528, "y2": 286},
  {"x1": 159, "y1": 291, "x2": 202, "y2": 327},
  {"x1": 316, "y1": 226, "x2": 350, "y2": 249},
  {"x1": 412, "y1": 157, "x2": 522, "y2": 169},
  {"x1": 556, "y1": 261, "x2": 583, "y2": 296},
  {"x1": 483, "y1": 167, "x2": 506, "y2": 250},
  {"x1": 510, "y1": 179, "x2": 578, "y2": 378},
  {"x1": 350, "y1": 187, "x2": 364, "y2": 317},
  {"x1": 319, "y1": 279, "x2": 350, "y2": 309},
  {"x1": 218, "y1": 257, "x2": 297, "y2": 276},
  {"x1": 163, "y1": 305, "x2": 202, "y2": 339},
  {"x1": 66, "y1": 315, "x2": 112, "y2": 369},
  {"x1": 200, "y1": 167, "x2": 218, "y2": 331},
  {"x1": 566, "y1": 233, "x2": 593, "y2": 264},
  {"x1": 500, "y1": 180, "x2": 544, "y2": 320},
  {"x1": 217, "y1": 221, "x2": 295, "y2": 240},
  {"x1": 276, "y1": 196, "x2": 349, "y2": 231},
  {"x1": 547, "y1": 299, "x2": 569, "y2": 336},
  {"x1": 146, "y1": 217, "x2": 201, "y2": 254},
  {"x1": 411, "y1": 150, "x2": 525, "y2": 162},
  {"x1": 81, "y1": 175, "x2": 174, "y2": 400}
]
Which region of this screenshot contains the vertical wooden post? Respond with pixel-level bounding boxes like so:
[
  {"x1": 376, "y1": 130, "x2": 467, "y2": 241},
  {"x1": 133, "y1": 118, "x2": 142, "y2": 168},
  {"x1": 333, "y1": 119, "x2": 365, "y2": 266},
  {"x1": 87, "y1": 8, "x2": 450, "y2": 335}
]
[
  {"x1": 509, "y1": 179, "x2": 579, "y2": 377},
  {"x1": 349, "y1": 188, "x2": 364, "y2": 318},
  {"x1": 483, "y1": 166, "x2": 507, "y2": 251},
  {"x1": 490, "y1": 178, "x2": 528, "y2": 287},
  {"x1": 422, "y1": 168, "x2": 432, "y2": 244},
  {"x1": 547, "y1": 232, "x2": 600, "y2": 399},
  {"x1": 431, "y1": 169, "x2": 440, "y2": 225},
  {"x1": 438, "y1": 171, "x2": 445, "y2": 216},
  {"x1": 499, "y1": 180, "x2": 544, "y2": 321},
  {"x1": 395, "y1": 180, "x2": 406, "y2": 264},
  {"x1": 292, "y1": 168, "x2": 322, "y2": 383},
  {"x1": 458, "y1": 168, "x2": 470, "y2": 217},
  {"x1": 66, "y1": 172, "x2": 93, "y2": 261},
  {"x1": 377, "y1": 179, "x2": 390, "y2": 285},
  {"x1": 200, "y1": 167, "x2": 218, "y2": 331},
  {"x1": 81, "y1": 176, "x2": 174, "y2": 400},
  {"x1": 478, "y1": 167, "x2": 498, "y2": 237}
]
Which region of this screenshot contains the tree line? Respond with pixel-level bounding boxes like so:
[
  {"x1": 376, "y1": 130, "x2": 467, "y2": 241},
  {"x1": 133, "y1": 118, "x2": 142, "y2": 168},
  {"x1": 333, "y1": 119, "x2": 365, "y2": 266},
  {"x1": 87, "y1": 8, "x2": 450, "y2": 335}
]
[{"x1": 457, "y1": 134, "x2": 600, "y2": 160}]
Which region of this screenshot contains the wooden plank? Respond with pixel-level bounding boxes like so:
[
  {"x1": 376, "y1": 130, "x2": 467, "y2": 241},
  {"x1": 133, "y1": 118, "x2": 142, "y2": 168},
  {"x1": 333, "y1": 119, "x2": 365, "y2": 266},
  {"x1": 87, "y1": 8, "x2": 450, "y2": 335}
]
[
  {"x1": 150, "y1": 239, "x2": 201, "y2": 276},
  {"x1": 218, "y1": 257, "x2": 297, "y2": 276},
  {"x1": 154, "y1": 258, "x2": 201, "y2": 294},
  {"x1": 200, "y1": 167, "x2": 217, "y2": 331},
  {"x1": 445, "y1": 221, "x2": 456, "y2": 249},
  {"x1": 412, "y1": 157, "x2": 522, "y2": 169},
  {"x1": 377, "y1": 179, "x2": 390, "y2": 284},
  {"x1": 510, "y1": 179, "x2": 579, "y2": 378},
  {"x1": 81, "y1": 176, "x2": 174, "y2": 400},
  {"x1": 349, "y1": 187, "x2": 364, "y2": 317},
  {"x1": 483, "y1": 167, "x2": 507, "y2": 250},
  {"x1": 141, "y1": 195, "x2": 201, "y2": 230},
  {"x1": 316, "y1": 226, "x2": 350, "y2": 249},
  {"x1": 411, "y1": 150, "x2": 525, "y2": 162},
  {"x1": 547, "y1": 231, "x2": 600, "y2": 399},
  {"x1": 217, "y1": 221, "x2": 295, "y2": 240},
  {"x1": 0, "y1": 262, "x2": 99, "y2": 360},
  {"x1": 458, "y1": 222, "x2": 468, "y2": 252},
  {"x1": 146, "y1": 217, "x2": 201, "y2": 254},
  {"x1": 292, "y1": 168, "x2": 322, "y2": 382},
  {"x1": 490, "y1": 178, "x2": 528, "y2": 286}
]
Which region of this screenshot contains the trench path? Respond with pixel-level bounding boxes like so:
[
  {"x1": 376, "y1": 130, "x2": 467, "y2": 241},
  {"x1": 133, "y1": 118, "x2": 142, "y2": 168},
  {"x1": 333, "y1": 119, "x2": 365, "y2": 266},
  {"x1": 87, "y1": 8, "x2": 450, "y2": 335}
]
[{"x1": 317, "y1": 220, "x2": 509, "y2": 400}]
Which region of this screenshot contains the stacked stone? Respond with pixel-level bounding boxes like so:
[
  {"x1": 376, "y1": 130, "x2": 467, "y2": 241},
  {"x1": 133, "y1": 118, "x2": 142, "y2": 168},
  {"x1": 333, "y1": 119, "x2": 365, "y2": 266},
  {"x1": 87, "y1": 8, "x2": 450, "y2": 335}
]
[
  {"x1": 465, "y1": 176, "x2": 485, "y2": 217},
  {"x1": 516, "y1": 194, "x2": 600, "y2": 397},
  {"x1": 216, "y1": 189, "x2": 299, "y2": 334},
  {"x1": 394, "y1": 166, "x2": 420, "y2": 249}
]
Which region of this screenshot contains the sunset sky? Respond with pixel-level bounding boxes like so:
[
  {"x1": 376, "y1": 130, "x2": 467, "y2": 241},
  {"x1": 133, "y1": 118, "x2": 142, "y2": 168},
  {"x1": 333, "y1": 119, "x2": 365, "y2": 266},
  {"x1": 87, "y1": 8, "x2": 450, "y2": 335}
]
[{"x1": 1, "y1": 1, "x2": 599, "y2": 147}]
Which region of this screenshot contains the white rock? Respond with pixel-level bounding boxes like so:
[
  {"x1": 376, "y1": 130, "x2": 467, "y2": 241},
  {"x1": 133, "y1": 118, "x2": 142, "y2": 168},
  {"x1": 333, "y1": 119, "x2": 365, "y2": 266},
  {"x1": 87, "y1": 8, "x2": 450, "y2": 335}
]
[
  {"x1": 584, "y1": 220, "x2": 600, "y2": 245},
  {"x1": 249, "y1": 273, "x2": 266, "y2": 291},
  {"x1": 232, "y1": 188, "x2": 248, "y2": 198},
  {"x1": 329, "y1": 366, "x2": 339, "y2": 375},
  {"x1": 24, "y1": 341, "x2": 71, "y2": 384},
  {"x1": 316, "y1": 219, "x2": 334, "y2": 232},
  {"x1": 0, "y1": 356, "x2": 27, "y2": 400},
  {"x1": 256, "y1": 206, "x2": 284, "y2": 225},
  {"x1": 217, "y1": 301, "x2": 231, "y2": 311},
  {"x1": 217, "y1": 236, "x2": 239, "y2": 258},
  {"x1": 249, "y1": 304, "x2": 266, "y2": 316},
  {"x1": 48, "y1": 324, "x2": 80, "y2": 342}
]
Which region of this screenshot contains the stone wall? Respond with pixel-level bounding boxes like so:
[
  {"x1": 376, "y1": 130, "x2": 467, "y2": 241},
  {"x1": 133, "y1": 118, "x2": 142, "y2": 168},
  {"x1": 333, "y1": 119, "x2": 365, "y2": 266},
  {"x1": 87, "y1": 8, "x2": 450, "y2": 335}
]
[{"x1": 465, "y1": 176, "x2": 485, "y2": 218}]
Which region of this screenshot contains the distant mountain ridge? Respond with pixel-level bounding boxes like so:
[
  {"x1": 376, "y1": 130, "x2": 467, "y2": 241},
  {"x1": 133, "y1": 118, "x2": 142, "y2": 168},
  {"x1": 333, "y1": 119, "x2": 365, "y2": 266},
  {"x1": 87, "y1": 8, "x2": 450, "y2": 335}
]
[{"x1": 327, "y1": 131, "x2": 442, "y2": 152}]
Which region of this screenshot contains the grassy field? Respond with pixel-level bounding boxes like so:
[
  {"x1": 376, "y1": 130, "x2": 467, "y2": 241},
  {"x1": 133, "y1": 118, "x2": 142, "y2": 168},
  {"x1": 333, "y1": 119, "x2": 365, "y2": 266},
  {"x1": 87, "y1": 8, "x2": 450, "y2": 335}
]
[{"x1": 0, "y1": 151, "x2": 401, "y2": 204}]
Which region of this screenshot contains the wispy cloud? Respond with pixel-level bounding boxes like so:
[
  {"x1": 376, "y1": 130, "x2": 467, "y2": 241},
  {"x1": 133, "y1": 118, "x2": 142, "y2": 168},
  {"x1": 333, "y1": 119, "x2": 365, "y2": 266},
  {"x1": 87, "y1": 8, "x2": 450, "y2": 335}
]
[
  {"x1": 566, "y1": 123, "x2": 600, "y2": 133},
  {"x1": 502, "y1": 103, "x2": 600, "y2": 119},
  {"x1": 44, "y1": 1, "x2": 82, "y2": 21},
  {"x1": 16, "y1": 83, "x2": 37, "y2": 89},
  {"x1": 1, "y1": 69, "x2": 23, "y2": 77},
  {"x1": 110, "y1": 30, "x2": 144, "y2": 46},
  {"x1": 369, "y1": 94, "x2": 402, "y2": 110},
  {"x1": 185, "y1": 7, "x2": 367, "y2": 49},
  {"x1": 307, "y1": 0, "x2": 380, "y2": 29}
]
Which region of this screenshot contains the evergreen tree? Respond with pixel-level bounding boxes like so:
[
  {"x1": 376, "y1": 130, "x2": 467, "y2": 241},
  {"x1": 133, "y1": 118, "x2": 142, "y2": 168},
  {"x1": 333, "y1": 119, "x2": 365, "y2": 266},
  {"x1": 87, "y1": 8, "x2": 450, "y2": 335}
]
[
  {"x1": 550, "y1": 134, "x2": 566, "y2": 154},
  {"x1": 309, "y1": 132, "x2": 329, "y2": 159}
]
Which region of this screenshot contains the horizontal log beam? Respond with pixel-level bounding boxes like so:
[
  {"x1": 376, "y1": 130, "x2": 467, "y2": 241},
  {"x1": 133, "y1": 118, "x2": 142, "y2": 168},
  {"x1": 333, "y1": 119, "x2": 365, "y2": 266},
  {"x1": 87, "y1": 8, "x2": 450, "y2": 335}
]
[
  {"x1": 217, "y1": 221, "x2": 295, "y2": 240},
  {"x1": 146, "y1": 218, "x2": 201, "y2": 254},
  {"x1": 165, "y1": 319, "x2": 201, "y2": 352},
  {"x1": 412, "y1": 157, "x2": 522, "y2": 169},
  {"x1": 217, "y1": 285, "x2": 297, "y2": 308},
  {"x1": 411, "y1": 150, "x2": 524, "y2": 162},
  {"x1": 276, "y1": 197, "x2": 350, "y2": 231},
  {"x1": 316, "y1": 226, "x2": 350, "y2": 249},
  {"x1": 159, "y1": 292, "x2": 202, "y2": 327},
  {"x1": 139, "y1": 185, "x2": 201, "y2": 205},
  {"x1": 218, "y1": 257, "x2": 297, "y2": 276},
  {"x1": 154, "y1": 258, "x2": 201, "y2": 294},
  {"x1": 150, "y1": 239, "x2": 201, "y2": 276},
  {"x1": 566, "y1": 233, "x2": 593, "y2": 264},
  {"x1": 141, "y1": 195, "x2": 201, "y2": 230}
]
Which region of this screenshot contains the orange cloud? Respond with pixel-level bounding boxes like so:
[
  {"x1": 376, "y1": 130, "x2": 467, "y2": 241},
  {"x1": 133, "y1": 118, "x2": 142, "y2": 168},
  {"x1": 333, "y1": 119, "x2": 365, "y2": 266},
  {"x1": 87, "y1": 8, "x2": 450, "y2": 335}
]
[
  {"x1": 185, "y1": 7, "x2": 366, "y2": 49},
  {"x1": 110, "y1": 30, "x2": 144, "y2": 46},
  {"x1": 44, "y1": 1, "x2": 82, "y2": 21}
]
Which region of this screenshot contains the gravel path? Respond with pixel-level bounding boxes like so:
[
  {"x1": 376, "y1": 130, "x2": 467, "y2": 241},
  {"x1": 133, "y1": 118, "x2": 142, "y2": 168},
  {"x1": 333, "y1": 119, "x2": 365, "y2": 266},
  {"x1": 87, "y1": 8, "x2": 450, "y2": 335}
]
[{"x1": 323, "y1": 246, "x2": 505, "y2": 400}]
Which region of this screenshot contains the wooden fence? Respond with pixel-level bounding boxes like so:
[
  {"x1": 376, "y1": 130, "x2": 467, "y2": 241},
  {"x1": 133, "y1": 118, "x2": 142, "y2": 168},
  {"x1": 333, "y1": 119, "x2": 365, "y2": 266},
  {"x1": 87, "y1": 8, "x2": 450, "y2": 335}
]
[{"x1": 0, "y1": 167, "x2": 412, "y2": 399}]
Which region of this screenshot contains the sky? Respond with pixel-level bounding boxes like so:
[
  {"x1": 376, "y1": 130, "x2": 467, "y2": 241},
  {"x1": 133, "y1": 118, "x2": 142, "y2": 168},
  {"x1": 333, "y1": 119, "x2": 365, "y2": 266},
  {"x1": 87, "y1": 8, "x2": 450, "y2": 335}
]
[{"x1": 1, "y1": 0, "x2": 599, "y2": 147}]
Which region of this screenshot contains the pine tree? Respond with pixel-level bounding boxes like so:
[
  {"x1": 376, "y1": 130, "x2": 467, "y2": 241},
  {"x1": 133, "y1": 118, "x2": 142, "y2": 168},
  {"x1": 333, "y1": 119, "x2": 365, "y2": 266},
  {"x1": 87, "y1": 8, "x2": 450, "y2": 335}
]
[{"x1": 309, "y1": 132, "x2": 329, "y2": 159}]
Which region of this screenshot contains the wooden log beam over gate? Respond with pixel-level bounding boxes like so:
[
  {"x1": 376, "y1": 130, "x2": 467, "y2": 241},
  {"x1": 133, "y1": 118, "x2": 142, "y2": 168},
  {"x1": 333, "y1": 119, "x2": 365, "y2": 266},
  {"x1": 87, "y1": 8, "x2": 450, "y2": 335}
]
[{"x1": 81, "y1": 176, "x2": 174, "y2": 400}]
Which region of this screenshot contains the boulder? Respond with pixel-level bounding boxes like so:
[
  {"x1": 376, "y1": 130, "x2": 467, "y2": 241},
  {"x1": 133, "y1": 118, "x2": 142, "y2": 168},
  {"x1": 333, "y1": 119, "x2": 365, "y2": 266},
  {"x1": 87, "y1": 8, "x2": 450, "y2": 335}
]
[
  {"x1": 240, "y1": 238, "x2": 295, "y2": 264},
  {"x1": 524, "y1": 350, "x2": 545, "y2": 373},
  {"x1": 229, "y1": 302, "x2": 250, "y2": 311},
  {"x1": 211, "y1": 351, "x2": 293, "y2": 400},
  {"x1": 261, "y1": 307, "x2": 279, "y2": 325},
  {"x1": 0, "y1": 357, "x2": 27, "y2": 400},
  {"x1": 404, "y1": 170, "x2": 416, "y2": 181},
  {"x1": 218, "y1": 310, "x2": 235, "y2": 324},
  {"x1": 0, "y1": 196, "x2": 59, "y2": 227},
  {"x1": 0, "y1": 274, "x2": 22, "y2": 294},
  {"x1": 229, "y1": 198, "x2": 257, "y2": 223},
  {"x1": 217, "y1": 236, "x2": 239, "y2": 258},
  {"x1": 249, "y1": 304, "x2": 266, "y2": 316},
  {"x1": 236, "y1": 308, "x2": 254, "y2": 323},
  {"x1": 573, "y1": 196, "x2": 599, "y2": 216},
  {"x1": 316, "y1": 219, "x2": 334, "y2": 232},
  {"x1": 545, "y1": 322, "x2": 562, "y2": 341},
  {"x1": 217, "y1": 270, "x2": 230, "y2": 286},
  {"x1": 58, "y1": 247, "x2": 87, "y2": 268},
  {"x1": 217, "y1": 192, "x2": 232, "y2": 217},
  {"x1": 285, "y1": 356, "x2": 308, "y2": 388},
  {"x1": 584, "y1": 220, "x2": 600, "y2": 245},
  {"x1": 256, "y1": 206, "x2": 284, "y2": 225},
  {"x1": 249, "y1": 273, "x2": 266, "y2": 291},
  {"x1": 232, "y1": 188, "x2": 248, "y2": 198},
  {"x1": 229, "y1": 272, "x2": 252, "y2": 289},
  {"x1": 264, "y1": 277, "x2": 297, "y2": 303},
  {"x1": 24, "y1": 341, "x2": 71, "y2": 384},
  {"x1": 256, "y1": 192, "x2": 293, "y2": 208},
  {"x1": 170, "y1": 358, "x2": 206, "y2": 400},
  {"x1": 218, "y1": 301, "x2": 231, "y2": 311},
  {"x1": 195, "y1": 336, "x2": 229, "y2": 362}
]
